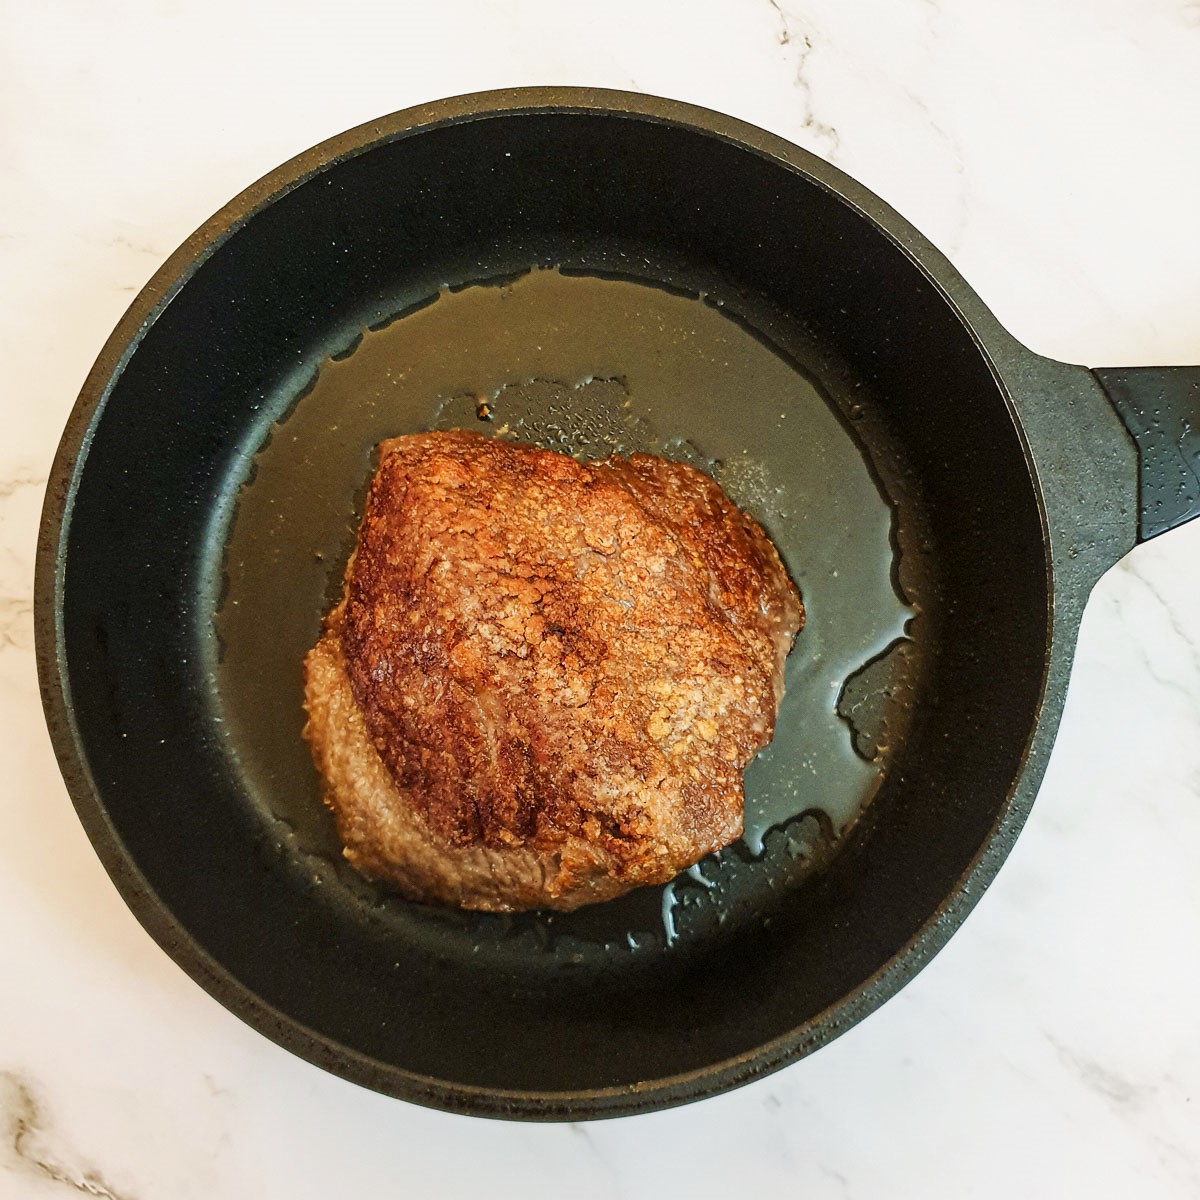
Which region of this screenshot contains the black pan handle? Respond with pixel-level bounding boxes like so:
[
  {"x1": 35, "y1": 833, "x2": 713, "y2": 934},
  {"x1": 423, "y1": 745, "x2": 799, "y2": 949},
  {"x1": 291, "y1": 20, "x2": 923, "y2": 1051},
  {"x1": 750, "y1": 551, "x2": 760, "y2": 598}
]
[{"x1": 1092, "y1": 367, "x2": 1200, "y2": 541}]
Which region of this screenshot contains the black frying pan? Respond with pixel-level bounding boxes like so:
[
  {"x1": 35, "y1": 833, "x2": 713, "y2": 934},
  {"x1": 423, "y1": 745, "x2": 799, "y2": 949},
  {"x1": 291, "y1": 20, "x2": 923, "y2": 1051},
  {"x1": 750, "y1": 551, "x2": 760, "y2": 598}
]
[{"x1": 36, "y1": 89, "x2": 1200, "y2": 1120}]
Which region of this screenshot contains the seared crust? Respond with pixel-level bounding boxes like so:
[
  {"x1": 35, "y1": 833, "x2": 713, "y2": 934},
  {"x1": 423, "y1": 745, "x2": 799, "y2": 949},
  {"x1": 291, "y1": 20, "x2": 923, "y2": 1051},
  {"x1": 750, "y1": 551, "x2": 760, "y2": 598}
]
[{"x1": 304, "y1": 430, "x2": 802, "y2": 911}]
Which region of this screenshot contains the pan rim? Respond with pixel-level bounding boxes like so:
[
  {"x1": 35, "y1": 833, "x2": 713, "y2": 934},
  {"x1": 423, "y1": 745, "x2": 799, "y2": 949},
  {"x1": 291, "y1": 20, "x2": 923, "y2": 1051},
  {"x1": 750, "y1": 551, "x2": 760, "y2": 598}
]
[{"x1": 34, "y1": 86, "x2": 1055, "y2": 1120}]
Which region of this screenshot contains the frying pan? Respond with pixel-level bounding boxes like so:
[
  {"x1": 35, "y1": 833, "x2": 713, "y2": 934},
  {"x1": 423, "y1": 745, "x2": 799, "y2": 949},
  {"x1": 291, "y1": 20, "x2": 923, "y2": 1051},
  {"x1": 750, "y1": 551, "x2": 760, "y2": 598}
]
[{"x1": 35, "y1": 89, "x2": 1200, "y2": 1120}]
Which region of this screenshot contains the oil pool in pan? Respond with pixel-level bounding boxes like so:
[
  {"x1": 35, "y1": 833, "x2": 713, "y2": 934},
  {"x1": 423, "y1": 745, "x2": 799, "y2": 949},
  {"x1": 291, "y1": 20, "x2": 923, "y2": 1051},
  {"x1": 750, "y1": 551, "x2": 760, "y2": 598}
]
[{"x1": 210, "y1": 265, "x2": 935, "y2": 966}]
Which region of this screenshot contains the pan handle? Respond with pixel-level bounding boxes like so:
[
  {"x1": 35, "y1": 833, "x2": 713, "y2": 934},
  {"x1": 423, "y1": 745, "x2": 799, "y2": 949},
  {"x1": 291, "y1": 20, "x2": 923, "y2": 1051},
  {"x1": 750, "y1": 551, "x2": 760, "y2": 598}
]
[{"x1": 1092, "y1": 367, "x2": 1200, "y2": 542}]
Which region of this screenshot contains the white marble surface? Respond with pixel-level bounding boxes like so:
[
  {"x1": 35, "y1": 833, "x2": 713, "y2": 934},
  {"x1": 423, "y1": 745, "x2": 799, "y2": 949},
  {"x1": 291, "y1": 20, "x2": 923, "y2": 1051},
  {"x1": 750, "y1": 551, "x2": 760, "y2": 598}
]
[{"x1": 3, "y1": 0, "x2": 1200, "y2": 1195}]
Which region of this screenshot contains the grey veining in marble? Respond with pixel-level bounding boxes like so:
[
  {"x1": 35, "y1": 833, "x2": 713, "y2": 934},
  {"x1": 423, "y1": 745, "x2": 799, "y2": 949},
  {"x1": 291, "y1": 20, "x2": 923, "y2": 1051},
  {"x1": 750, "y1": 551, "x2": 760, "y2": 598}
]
[{"x1": 0, "y1": 1072, "x2": 134, "y2": 1200}]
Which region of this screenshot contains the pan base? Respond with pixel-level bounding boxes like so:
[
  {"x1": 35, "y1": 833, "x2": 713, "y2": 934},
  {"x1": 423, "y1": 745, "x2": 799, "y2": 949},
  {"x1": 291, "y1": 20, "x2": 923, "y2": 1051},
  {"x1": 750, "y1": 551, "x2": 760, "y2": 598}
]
[{"x1": 208, "y1": 265, "x2": 933, "y2": 977}]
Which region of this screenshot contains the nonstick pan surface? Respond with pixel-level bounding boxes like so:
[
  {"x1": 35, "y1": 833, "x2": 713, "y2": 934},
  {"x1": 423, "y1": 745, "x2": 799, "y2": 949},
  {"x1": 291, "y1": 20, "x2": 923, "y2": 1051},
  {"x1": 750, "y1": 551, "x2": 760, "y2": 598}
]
[{"x1": 38, "y1": 90, "x2": 1163, "y2": 1119}]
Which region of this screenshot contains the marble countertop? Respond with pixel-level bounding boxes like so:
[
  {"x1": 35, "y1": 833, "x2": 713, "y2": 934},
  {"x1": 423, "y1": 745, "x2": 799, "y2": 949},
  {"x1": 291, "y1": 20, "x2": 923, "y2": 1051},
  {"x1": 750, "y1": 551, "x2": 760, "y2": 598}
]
[{"x1": 3, "y1": 1, "x2": 1199, "y2": 1195}]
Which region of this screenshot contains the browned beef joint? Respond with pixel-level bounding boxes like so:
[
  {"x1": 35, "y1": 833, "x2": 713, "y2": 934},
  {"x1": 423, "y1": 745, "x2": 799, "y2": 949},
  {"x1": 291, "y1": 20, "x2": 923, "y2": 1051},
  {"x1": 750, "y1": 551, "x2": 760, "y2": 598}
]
[{"x1": 303, "y1": 429, "x2": 803, "y2": 911}]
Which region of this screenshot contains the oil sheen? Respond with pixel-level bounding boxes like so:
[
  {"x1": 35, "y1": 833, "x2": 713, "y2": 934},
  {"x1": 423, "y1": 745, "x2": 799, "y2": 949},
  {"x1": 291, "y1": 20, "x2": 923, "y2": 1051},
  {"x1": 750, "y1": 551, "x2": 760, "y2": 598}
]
[{"x1": 213, "y1": 266, "x2": 920, "y2": 958}]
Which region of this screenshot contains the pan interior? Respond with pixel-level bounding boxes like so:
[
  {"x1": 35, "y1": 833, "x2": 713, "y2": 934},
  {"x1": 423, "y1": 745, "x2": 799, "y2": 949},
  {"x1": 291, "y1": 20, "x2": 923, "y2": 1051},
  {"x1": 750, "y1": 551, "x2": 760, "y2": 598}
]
[
  {"x1": 210, "y1": 263, "x2": 926, "y2": 971},
  {"x1": 57, "y1": 107, "x2": 1049, "y2": 1102}
]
